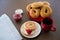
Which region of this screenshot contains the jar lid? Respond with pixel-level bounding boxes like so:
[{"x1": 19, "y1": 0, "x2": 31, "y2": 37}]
[{"x1": 15, "y1": 9, "x2": 23, "y2": 14}]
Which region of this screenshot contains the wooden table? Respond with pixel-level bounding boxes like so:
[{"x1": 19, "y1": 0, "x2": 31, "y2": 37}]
[{"x1": 0, "y1": 0, "x2": 60, "y2": 40}]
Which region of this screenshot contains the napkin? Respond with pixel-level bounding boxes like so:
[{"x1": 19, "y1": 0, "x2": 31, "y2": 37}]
[{"x1": 0, "y1": 14, "x2": 22, "y2": 40}]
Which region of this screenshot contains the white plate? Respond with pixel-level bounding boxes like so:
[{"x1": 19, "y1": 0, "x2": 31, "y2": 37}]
[{"x1": 20, "y1": 21, "x2": 41, "y2": 38}]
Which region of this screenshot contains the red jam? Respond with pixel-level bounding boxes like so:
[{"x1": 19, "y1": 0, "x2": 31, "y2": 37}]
[
  {"x1": 13, "y1": 14, "x2": 22, "y2": 21},
  {"x1": 26, "y1": 30, "x2": 32, "y2": 34}
]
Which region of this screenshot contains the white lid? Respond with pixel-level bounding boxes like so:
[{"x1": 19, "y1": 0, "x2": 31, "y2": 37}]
[{"x1": 15, "y1": 9, "x2": 23, "y2": 14}]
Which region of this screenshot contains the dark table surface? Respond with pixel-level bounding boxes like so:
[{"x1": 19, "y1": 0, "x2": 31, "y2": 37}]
[{"x1": 0, "y1": 0, "x2": 60, "y2": 40}]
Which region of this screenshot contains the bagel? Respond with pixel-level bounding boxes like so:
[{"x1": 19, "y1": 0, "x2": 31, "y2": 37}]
[
  {"x1": 43, "y1": 1, "x2": 50, "y2": 6},
  {"x1": 26, "y1": 4, "x2": 32, "y2": 12},
  {"x1": 24, "y1": 21, "x2": 36, "y2": 30},
  {"x1": 40, "y1": 5, "x2": 52, "y2": 18},
  {"x1": 29, "y1": 9, "x2": 40, "y2": 18},
  {"x1": 31, "y1": 2, "x2": 43, "y2": 9}
]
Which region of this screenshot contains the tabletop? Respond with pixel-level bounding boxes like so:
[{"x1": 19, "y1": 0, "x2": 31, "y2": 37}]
[{"x1": 0, "y1": 0, "x2": 60, "y2": 40}]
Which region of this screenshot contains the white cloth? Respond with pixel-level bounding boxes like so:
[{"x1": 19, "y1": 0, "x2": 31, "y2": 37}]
[{"x1": 0, "y1": 14, "x2": 22, "y2": 40}]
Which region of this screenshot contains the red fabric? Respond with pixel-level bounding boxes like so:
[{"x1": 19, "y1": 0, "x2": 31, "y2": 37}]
[{"x1": 28, "y1": 13, "x2": 43, "y2": 23}]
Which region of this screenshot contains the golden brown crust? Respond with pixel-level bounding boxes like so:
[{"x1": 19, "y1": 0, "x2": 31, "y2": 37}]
[
  {"x1": 29, "y1": 9, "x2": 40, "y2": 18},
  {"x1": 31, "y1": 2, "x2": 43, "y2": 9},
  {"x1": 43, "y1": 1, "x2": 50, "y2": 6},
  {"x1": 26, "y1": 1, "x2": 52, "y2": 18},
  {"x1": 40, "y1": 5, "x2": 52, "y2": 18},
  {"x1": 26, "y1": 4, "x2": 32, "y2": 12},
  {"x1": 24, "y1": 21, "x2": 36, "y2": 30}
]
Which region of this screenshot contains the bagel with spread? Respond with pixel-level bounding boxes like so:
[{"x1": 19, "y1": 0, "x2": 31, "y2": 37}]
[{"x1": 23, "y1": 21, "x2": 37, "y2": 35}]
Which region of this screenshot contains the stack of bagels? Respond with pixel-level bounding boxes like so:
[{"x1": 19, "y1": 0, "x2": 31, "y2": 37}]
[{"x1": 26, "y1": 1, "x2": 52, "y2": 18}]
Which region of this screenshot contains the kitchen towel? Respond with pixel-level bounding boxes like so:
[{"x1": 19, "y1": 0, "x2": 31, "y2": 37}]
[{"x1": 0, "y1": 14, "x2": 22, "y2": 40}]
